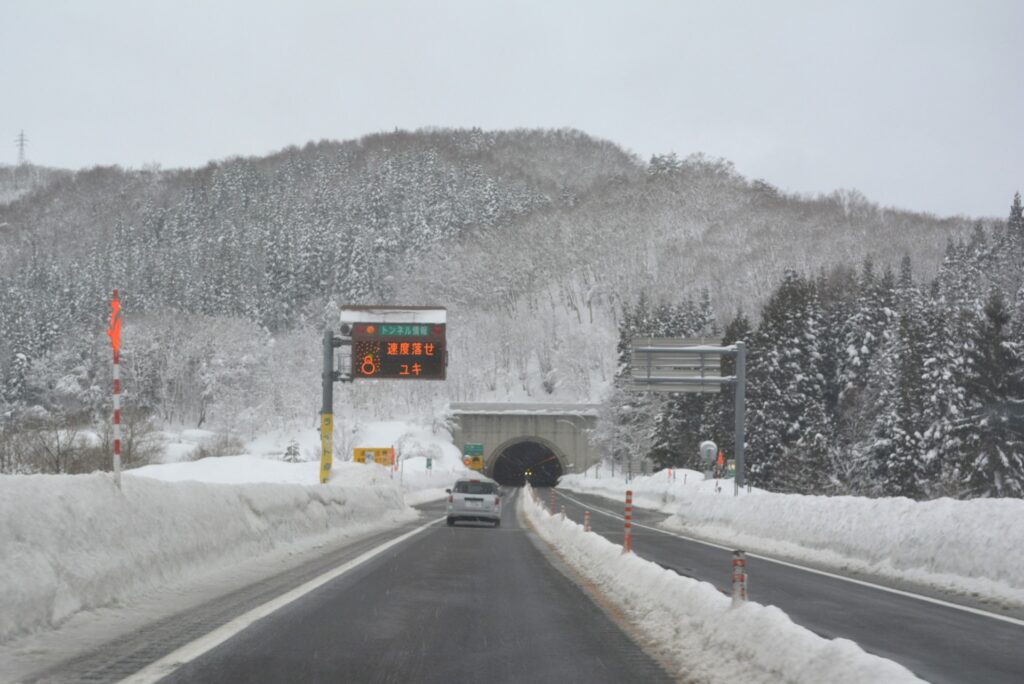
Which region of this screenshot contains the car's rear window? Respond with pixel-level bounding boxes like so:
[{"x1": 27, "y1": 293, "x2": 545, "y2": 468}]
[{"x1": 454, "y1": 481, "x2": 497, "y2": 494}]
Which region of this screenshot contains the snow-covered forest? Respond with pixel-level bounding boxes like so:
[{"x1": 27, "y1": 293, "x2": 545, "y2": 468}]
[
  {"x1": 4, "y1": 127, "x2": 1013, "y2": 499},
  {"x1": 605, "y1": 195, "x2": 1024, "y2": 499}
]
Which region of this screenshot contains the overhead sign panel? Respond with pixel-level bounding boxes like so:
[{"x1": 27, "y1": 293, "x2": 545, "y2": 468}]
[
  {"x1": 350, "y1": 322, "x2": 446, "y2": 379},
  {"x1": 628, "y1": 337, "x2": 727, "y2": 393},
  {"x1": 342, "y1": 306, "x2": 448, "y2": 380},
  {"x1": 625, "y1": 379, "x2": 723, "y2": 394}
]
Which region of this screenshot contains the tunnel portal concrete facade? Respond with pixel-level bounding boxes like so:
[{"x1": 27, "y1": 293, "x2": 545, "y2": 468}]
[{"x1": 449, "y1": 403, "x2": 600, "y2": 477}]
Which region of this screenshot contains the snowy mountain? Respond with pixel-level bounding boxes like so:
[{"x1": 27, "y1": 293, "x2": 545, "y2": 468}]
[{"x1": 1, "y1": 127, "x2": 1003, "y2": 495}]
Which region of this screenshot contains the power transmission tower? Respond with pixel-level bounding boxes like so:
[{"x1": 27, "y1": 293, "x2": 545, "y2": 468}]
[{"x1": 15, "y1": 130, "x2": 28, "y2": 165}]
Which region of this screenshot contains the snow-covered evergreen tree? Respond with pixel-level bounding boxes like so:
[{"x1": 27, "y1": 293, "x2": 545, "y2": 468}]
[
  {"x1": 747, "y1": 271, "x2": 833, "y2": 492},
  {"x1": 867, "y1": 256, "x2": 930, "y2": 498},
  {"x1": 952, "y1": 289, "x2": 1024, "y2": 497}
]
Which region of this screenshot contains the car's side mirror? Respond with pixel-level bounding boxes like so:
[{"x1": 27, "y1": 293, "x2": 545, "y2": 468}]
[{"x1": 445, "y1": 489, "x2": 451, "y2": 494}]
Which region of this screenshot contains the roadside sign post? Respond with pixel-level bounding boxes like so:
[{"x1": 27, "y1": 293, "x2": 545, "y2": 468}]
[
  {"x1": 627, "y1": 338, "x2": 747, "y2": 494},
  {"x1": 320, "y1": 327, "x2": 351, "y2": 484},
  {"x1": 321, "y1": 307, "x2": 447, "y2": 485},
  {"x1": 734, "y1": 341, "x2": 746, "y2": 493}
]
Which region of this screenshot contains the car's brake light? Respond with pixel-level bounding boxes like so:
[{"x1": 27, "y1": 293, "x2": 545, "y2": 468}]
[
  {"x1": 495, "y1": 496, "x2": 500, "y2": 505},
  {"x1": 448, "y1": 494, "x2": 453, "y2": 503}
]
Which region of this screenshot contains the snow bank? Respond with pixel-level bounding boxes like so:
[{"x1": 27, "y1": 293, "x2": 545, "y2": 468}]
[
  {"x1": 153, "y1": 428, "x2": 221, "y2": 463},
  {"x1": 559, "y1": 468, "x2": 1024, "y2": 606},
  {"x1": 129, "y1": 454, "x2": 322, "y2": 485},
  {"x1": 351, "y1": 421, "x2": 473, "y2": 503},
  {"x1": 0, "y1": 464, "x2": 415, "y2": 644},
  {"x1": 230, "y1": 421, "x2": 472, "y2": 502},
  {"x1": 560, "y1": 466, "x2": 711, "y2": 509},
  {"x1": 521, "y1": 484, "x2": 921, "y2": 684}
]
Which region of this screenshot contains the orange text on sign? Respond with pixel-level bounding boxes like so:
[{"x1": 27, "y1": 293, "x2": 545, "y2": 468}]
[{"x1": 386, "y1": 342, "x2": 435, "y2": 356}]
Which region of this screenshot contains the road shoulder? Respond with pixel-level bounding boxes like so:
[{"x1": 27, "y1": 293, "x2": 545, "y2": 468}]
[{"x1": 1, "y1": 508, "x2": 440, "y2": 684}]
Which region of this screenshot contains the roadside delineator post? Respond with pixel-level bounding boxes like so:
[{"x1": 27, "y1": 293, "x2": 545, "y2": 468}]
[
  {"x1": 623, "y1": 490, "x2": 633, "y2": 552},
  {"x1": 584, "y1": 510, "x2": 591, "y2": 532},
  {"x1": 549, "y1": 488, "x2": 556, "y2": 515},
  {"x1": 731, "y1": 550, "x2": 747, "y2": 607},
  {"x1": 107, "y1": 290, "x2": 124, "y2": 490},
  {"x1": 560, "y1": 505, "x2": 566, "y2": 521}
]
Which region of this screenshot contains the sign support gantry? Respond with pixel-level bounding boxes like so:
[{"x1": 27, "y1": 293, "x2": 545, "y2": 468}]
[{"x1": 628, "y1": 338, "x2": 747, "y2": 494}]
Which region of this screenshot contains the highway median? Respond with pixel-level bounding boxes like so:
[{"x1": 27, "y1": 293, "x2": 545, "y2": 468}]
[{"x1": 522, "y1": 483, "x2": 922, "y2": 684}]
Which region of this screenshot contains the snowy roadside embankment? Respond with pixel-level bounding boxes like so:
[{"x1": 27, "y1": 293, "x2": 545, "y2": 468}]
[
  {"x1": 349, "y1": 421, "x2": 473, "y2": 505},
  {"x1": 521, "y1": 484, "x2": 921, "y2": 684},
  {"x1": 228, "y1": 421, "x2": 473, "y2": 505},
  {"x1": 559, "y1": 467, "x2": 710, "y2": 510},
  {"x1": 0, "y1": 463, "x2": 415, "y2": 644},
  {"x1": 559, "y1": 470, "x2": 1024, "y2": 606}
]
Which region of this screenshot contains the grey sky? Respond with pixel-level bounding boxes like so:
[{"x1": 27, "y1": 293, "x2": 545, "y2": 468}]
[{"x1": 2, "y1": 0, "x2": 1020, "y2": 217}]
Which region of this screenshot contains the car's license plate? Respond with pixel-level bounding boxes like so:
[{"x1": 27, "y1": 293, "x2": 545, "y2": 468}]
[{"x1": 467, "y1": 501, "x2": 480, "y2": 508}]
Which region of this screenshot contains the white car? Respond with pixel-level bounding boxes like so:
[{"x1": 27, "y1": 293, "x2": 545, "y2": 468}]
[{"x1": 446, "y1": 478, "x2": 502, "y2": 527}]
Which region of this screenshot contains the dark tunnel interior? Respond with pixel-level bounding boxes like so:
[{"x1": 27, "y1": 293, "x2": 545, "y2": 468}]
[{"x1": 490, "y1": 441, "x2": 564, "y2": 487}]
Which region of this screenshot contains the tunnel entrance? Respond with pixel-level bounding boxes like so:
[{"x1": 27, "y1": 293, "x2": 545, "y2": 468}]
[{"x1": 490, "y1": 441, "x2": 564, "y2": 487}]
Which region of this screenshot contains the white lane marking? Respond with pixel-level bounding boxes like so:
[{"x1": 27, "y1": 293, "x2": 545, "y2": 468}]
[
  {"x1": 120, "y1": 516, "x2": 445, "y2": 683},
  {"x1": 555, "y1": 490, "x2": 1024, "y2": 628}
]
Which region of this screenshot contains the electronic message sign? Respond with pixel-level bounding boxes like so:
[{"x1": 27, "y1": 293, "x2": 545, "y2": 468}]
[{"x1": 348, "y1": 321, "x2": 446, "y2": 380}]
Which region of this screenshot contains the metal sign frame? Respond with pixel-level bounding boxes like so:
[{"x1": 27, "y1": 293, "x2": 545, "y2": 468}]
[{"x1": 627, "y1": 338, "x2": 747, "y2": 493}]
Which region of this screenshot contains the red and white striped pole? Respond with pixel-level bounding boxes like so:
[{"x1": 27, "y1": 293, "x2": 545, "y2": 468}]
[
  {"x1": 107, "y1": 290, "x2": 123, "y2": 489},
  {"x1": 584, "y1": 510, "x2": 591, "y2": 532},
  {"x1": 731, "y1": 550, "x2": 748, "y2": 607},
  {"x1": 113, "y1": 345, "x2": 121, "y2": 486},
  {"x1": 623, "y1": 490, "x2": 633, "y2": 552},
  {"x1": 549, "y1": 488, "x2": 557, "y2": 515}
]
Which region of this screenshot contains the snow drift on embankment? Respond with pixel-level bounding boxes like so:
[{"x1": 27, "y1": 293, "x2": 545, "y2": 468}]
[
  {"x1": 559, "y1": 469, "x2": 1024, "y2": 606},
  {"x1": 0, "y1": 463, "x2": 415, "y2": 643},
  {"x1": 521, "y1": 484, "x2": 922, "y2": 684}
]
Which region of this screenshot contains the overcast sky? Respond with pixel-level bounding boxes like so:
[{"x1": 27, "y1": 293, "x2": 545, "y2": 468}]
[{"x1": 2, "y1": 0, "x2": 1020, "y2": 217}]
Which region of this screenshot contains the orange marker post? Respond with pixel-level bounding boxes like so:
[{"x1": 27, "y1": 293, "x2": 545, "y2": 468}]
[
  {"x1": 623, "y1": 490, "x2": 633, "y2": 552},
  {"x1": 732, "y1": 550, "x2": 748, "y2": 607},
  {"x1": 107, "y1": 290, "x2": 123, "y2": 489}
]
